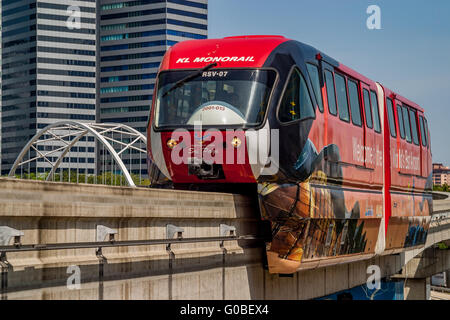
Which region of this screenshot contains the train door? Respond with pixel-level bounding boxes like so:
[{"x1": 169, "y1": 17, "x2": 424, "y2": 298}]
[
  {"x1": 394, "y1": 99, "x2": 411, "y2": 176},
  {"x1": 393, "y1": 98, "x2": 406, "y2": 176},
  {"x1": 385, "y1": 97, "x2": 398, "y2": 179},
  {"x1": 346, "y1": 77, "x2": 365, "y2": 170},
  {"x1": 361, "y1": 83, "x2": 376, "y2": 170},
  {"x1": 404, "y1": 104, "x2": 421, "y2": 177},
  {"x1": 277, "y1": 66, "x2": 317, "y2": 180},
  {"x1": 369, "y1": 89, "x2": 383, "y2": 184}
]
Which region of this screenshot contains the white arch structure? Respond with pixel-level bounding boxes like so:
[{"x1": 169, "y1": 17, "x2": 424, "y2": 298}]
[{"x1": 8, "y1": 121, "x2": 147, "y2": 187}]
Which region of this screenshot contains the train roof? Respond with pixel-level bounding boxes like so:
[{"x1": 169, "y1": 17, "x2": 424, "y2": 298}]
[
  {"x1": 159, "y1": 35, "x2": 291, "y2": 70},
  {"x1": 159, "y1": 35, "x2": 424, "y2": 113}
]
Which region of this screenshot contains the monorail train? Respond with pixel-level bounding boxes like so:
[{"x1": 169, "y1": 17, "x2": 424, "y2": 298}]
[{"x1": 147, "y1": 35, "x2": 433, "y2": 274}]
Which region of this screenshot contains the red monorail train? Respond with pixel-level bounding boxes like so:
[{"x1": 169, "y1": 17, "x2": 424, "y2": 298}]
[{"x1": 147, "y1": 35, "x2": 433, "y2": 273}]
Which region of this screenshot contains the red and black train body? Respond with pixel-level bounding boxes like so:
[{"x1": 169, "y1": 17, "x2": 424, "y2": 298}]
[{"x1": 147, "y1": 35, "x2": 433, "y2": 273}]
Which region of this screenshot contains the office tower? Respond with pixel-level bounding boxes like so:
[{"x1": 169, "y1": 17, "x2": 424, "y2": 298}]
[
  {"x1": 0, "y1": 1, "x2": 2, "y2": 171},
  {"x1": 1, "y1": 0, "x2": 208, "y2": 179},
  {"x1": 99, "y1": 0, "x2": 207, "y2": 177},
  {"x1": 1, "y1": 0, "x2": 97, "y2": 175}
]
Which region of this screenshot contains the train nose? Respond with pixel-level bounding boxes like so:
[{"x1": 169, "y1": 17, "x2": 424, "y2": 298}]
[{"x1": 187, "y1": 158, "x2": 225, "y2": 179}]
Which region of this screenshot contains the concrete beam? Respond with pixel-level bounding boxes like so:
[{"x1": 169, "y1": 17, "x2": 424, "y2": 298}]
[
  {"x1": 404, "y1": 277, "x2": 431, "y2": 300},
  {"x1": 394, "y1": 248, "x2": 450, "y2": 279},
  {"x1": 0, "y1": 178, "x2": 447, "y2": 300}
]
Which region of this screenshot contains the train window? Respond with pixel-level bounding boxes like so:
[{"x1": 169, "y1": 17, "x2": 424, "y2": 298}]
[
  {"x1": 334, "y1": 73, "x2": 349, "y2": 122},
  {"x1": 306, "y1": 64, "x2": 324, "y2": 112},
  {"x1": 324, "y1": 70, "x2": 337, "y2": 116},
  {"x1": 348, "y1": 80, "x2": 362, "y2": 126},
  {"x1": 155, "y1": 69, "x2": 277, "y2": 127},
  {"x1": 409, "y1": 108, "x2": 419, "y2": 145},
  {"x1": 363, "y1": 89, "x2": 373, "y2": 129},
  {"x1": 396, "y1": 104, "x2": 405, "y2": 139},
  {"x1": 424, "y1": 117, "x2": 430, "y2": 148},
  {"x1": 419, "y1": 115, "x2": 427, "y2": 147},
  {"x1": 370, "y1": 91, "x2": 381, "y2": 133},
  {"x1": 279, "y1": 68, "x2": 315, "y2": 122},
  {"x1": 386, "y1": 98, "x2": 396, "y2": 137},
  {"x1": 401, "y1": 105, "x2": 412, "y2": 143}
]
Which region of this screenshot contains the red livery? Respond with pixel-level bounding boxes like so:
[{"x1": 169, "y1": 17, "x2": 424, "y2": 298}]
[{"x1": 147, "y1": 35, "x2": 432, "y2": 273}]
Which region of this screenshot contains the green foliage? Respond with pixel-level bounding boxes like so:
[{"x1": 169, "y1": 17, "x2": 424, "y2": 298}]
[
  {"x1": 13, "y1": 170, "x2": 151, "y2": 187},
  {"x1": 433, "y1": 184, "x2": 450, "y2": 192},
  {"x1": 437, "y1": 242, "x2": 449, "y2": 250}
]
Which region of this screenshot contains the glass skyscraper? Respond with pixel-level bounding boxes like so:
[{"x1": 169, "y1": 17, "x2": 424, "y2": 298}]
[
  {"x1": 1, "y1": 0, "x2": 97, "y2": 175},
  {"x1": 1, "y1": 0, "x2": 207, "y2": 177},
  {"x1": 99, "y1": 0, "x2": 207, "y2": 176}
]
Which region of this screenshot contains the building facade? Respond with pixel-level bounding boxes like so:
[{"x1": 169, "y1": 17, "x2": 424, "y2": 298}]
[
  {"x1": 1, "y1": 0, "x2": 97, "y2": 175},
  {"x1": 0, "y1": 1, "x2": 2, "y2": 171},
  {"x1": 433, "y1": 163, "x2": 450, "y2": 186},
  {"x1": 1, "y1": 0, "x2": 207, "y2": 177},
  {"x1": 98, "y1": 0, "x2": 207, "y2": 176}
]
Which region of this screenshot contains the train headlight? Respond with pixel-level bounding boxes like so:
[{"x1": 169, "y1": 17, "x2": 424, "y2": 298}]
[
  {"x1": 166, "y1": 138, "x2": 178, "y2": 149},
  {"x1": 231, "y1": 136, "x2": 242, "y2": 148}
]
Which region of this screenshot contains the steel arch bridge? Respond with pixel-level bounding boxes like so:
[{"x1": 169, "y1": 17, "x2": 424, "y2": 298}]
[{"x1": 8, "y1": 121, "x2": 148, "y2": 187}]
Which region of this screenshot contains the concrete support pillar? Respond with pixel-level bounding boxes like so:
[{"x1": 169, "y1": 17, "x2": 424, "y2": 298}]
[
  {"x1": 446, "y1": 270, "x2": 450, "y2": 288},
  {"x1": 404, "y1": 277, "x2": 430, "y2": 300}
]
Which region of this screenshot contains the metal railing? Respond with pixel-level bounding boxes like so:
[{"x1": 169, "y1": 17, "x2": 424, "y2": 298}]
[
  {"x1": 0, "y1": 223, "x2": 268, "y2": 300},
  {"x1": 0, "y1": 234, "x2": 264, "y2": 253},
  {"x1": 0, "y1": 224, "x2": 266, "y2": 254}
]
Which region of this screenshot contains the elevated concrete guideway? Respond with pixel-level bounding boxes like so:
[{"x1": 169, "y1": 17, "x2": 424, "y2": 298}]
[
  {"x1": 0, "y1": 178, "x2": 449, "y2": 300},
  {"x1": 433, "y1": 192, "x2": 450, "y2": 213}
]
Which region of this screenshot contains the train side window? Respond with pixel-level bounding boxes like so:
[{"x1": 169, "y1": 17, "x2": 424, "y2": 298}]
[
  {"x1": 386, "y1": 98, "x2": 397, "y2": 137},
  {"x1": 363, "y1": 89, "x2": 373, "y2": 129},
  {"x1": 409, "y1": 108, "x2": 419, "y2": 145},
  {"x1": 370, "y1": 91, "x2": 381, "y2": 133},
  {"x1": 306, "y1": 63, "x2": 324, "y2": 112},
  {"x1": 401, "y1": 105, "x2": 412, "y2": 143},
  {"x1": 324, "y1": 70, "x2": 337, "y2": 116},
  {"x1": 348, "y1": 79, "x2": 362, "y2": 126},
  {"x1": 424, "y1": 117, "x2": 430, "y2": 148},
  {"x1": 396, "y1": 104, "x2": 405, "y2": 139},
  {"x1": 279, "y1": 68, "x2": 315, "y2": 122},
  {"x1": 419, "y1": 115, "x2": 427, "y2": 147},
  {"x1": 334, "y1": 73, "x2": 349, "y2": 122}
]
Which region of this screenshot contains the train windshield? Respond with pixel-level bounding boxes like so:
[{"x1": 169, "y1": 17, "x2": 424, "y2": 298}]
[{"x1": 155, "y1": 69, "x2": 276, "y2": 128}]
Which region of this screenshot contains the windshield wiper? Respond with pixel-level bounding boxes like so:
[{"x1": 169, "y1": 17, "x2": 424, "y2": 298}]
[{"x1": 162, "y1": 62, "x2": 217, "y2": 98}]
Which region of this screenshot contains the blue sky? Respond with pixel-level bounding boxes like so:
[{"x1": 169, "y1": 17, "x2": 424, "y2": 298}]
[{"x1": 209, "y1": 0, "x2": 450, "y2": 165}]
